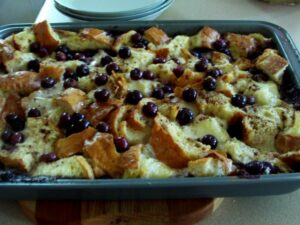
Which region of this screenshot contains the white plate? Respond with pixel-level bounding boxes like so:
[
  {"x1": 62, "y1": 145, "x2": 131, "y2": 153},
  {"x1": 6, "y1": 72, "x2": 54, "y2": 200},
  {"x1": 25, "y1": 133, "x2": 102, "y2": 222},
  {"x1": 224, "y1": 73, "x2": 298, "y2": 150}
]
[
  {"x1": 55, "y1": 0, "x2": 165, "y2": 15},
  {"x1": 55, "y1": 0, "x2": 174, "y2": 21},
  {"x1": 55, "y1": 1, "x2": 169, "y2": 18}
]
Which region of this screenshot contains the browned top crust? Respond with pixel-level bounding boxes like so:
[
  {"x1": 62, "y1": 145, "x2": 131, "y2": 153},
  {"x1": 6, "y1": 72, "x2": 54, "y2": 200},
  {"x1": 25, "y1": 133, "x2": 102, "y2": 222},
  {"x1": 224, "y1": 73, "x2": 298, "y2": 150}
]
[{"x1": 33, "y1": 20, "x2": 60, "y2": 51}]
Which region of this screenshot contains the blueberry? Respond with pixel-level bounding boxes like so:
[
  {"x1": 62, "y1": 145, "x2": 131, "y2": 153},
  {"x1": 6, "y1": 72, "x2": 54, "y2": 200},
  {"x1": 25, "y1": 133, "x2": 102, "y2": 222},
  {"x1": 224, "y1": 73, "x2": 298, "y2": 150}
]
[
  {"x1": 173, "y1": 66, "x2": 184, "y2": 78},
  {"x1": 96, "y1": 122, "x2": 110, "y2": 133},
  {"x1": 56, "y1": 45, "x2": 70, "y2": 54},
  {"x1": 38, "y1": 47, "x2": 49, "y2": 57},
  {"x1": 125, "y1": 90, "x2": 143, "y2": 105},
  {"x1": 94, "y1": 89, "x2": 110, "y2": 102},
  {"x1": 142, "y1": 102, "x2": 158, "y2": 118},
  {"x1": 151, "y1": 88, "x2": 164, "y2": 99},
  {"x1": 74, "y1": 52, "x2": 86, "y2": 62},
  {"x1": 55, "y1": 51, "x2": 67, "y2": 61},
  {"x1": 83, "y1": 50, "x2": 97, "y2": 58},
  {"x1": 5, "y1": 113, "x2": 25, "y2": 132},
  {"x1": 114, "y1": 137, "x2": 129, "y2": 153},
  {"x1": 65, "y1": 124, "x2": 75, "y2": 136},
  {"x1": 101, "y1": 55, "x2": 113, "y2": 66},
  {"x1": 94, "y1": 74, "x2": 109, "y2": 86},
  {"x1": 231, "y1": 94, "x2": 247, "y2": 108},
  {"x1": 153, "y1": 57, "x2": 166, "y2": 64},
  {"x1": 27, "y1": 59, "x2": 40, "y2": 72},
  {"x1": 106, "y1": 63, "x2": 120, "y2": 75},
  {"x1": 118, "y1": 47, "x2": 131, "y2": 59},
  {"x1": 41, "y1": 77, "x2": 56, "y2": 89},
  {"x1": 130, "y1": 68, "x2": 143, "y2": 80},
  {"x1": 76, "y1": 64, "x2": 90, "y2": 77},
  {"x1": 30, "y1": 42, "x2": 40, "y2": 53},
  {"x1": 245, "y1": 161, "x2": 275, "y2": 175},
  {"x1": 40, "y1": 152, "x2": 58, "y2": 163},
  {"x1": 176, "y1": 108, "x2": 194, "y2": 125},
  {"x1": 200, "y1": 135, "x2": 218, "y2": 149},
  {"x1": 190, "y1": 48, "x2": 203, "y2": 58},
  {"x1": 142, "y1": 70, "x2": 156, "y2": 80},
  {"x1": 27, "y1": 108, "x2": 41, "y2": 117},
  {"x1": 58, "y1": 112, "x2": 72, "y2": 129},
  {"x1": 182, "y1": 88, "x2": 198, "y2": 102},
  {"x1": 162, "y1": 84, "x2": 173, "y2": 94},
  {"x1": 203, "y1": 77, "x2": 217, "y2": 91},
  {"x1": 213, "y1": 39, "x2": 228, "y2": 51},
  {"x1": 66, "y1": 53, "x2": 74, "y2": 60},
  {"x1": 0, "y1": 170, "x2": 16, "y2": 181},
  {"x1": 63, "y1": 78, "x2": 78, "y2": 89},
  {"x1": 221, "y1": 48, "x2": 232, "y2": 57},
  {"x1": 207, "y1": 68, "x2": 223, "y2": 78},
  {"x1": 5, "y1": 113, "x2": 19, "y2": 125},
  {"x1": 133, "y1": 42, "x2": 146, "y2": 49},
  {"x1": 72, "y1": 119, "x2": 91, "y2": 133},
  {"x1": 246, "y1": 96, "x2": 256, "y2": 105},
  {"x1": 131, "y1": 33, "x2": 143, "y2": 44},
  {"x1": 141, "y1": 39, "x2": 149, "y2": 47},
  {"x1": 71, "y1": 113, "x2": 85, "y2": 124},
  {"x1": 9, "y1": 132, "x2": 25, "y2": 145},
  {"x1": 195, "y1": 57, "x2": 209, "y2": 72},
  {"x1": 63, "y1": 70, "x2": 77, "y2": 81},
  {"x1": 104, "y1": 49, "x2": 118, "y2": 57},
  {"x1": 1, "y1": 129, "x2": 13, "y2": 143}
]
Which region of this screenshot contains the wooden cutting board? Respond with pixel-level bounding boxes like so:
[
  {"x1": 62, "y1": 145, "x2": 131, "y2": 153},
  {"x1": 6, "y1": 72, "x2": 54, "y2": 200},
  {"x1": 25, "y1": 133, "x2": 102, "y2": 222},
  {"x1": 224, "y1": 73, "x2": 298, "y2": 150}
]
[{"x1": 19, "y1": 198, "x2": 223, "y2": 225}]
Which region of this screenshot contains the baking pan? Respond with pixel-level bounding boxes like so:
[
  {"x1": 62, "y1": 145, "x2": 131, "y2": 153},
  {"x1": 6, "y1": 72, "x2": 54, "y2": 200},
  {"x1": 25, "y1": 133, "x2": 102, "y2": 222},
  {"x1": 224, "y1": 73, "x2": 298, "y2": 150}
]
[{"x1": 0, "y1": 21, "x2": 300, "y2": 199}]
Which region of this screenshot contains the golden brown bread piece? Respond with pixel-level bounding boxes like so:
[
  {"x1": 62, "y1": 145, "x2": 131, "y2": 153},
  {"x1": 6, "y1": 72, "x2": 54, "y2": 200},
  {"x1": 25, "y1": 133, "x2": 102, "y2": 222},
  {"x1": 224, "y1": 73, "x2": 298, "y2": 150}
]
[
  {"x1": 276, "y1": 112, "x2": 300, "y2": 153},
  {"x1": 0, "y1": 93, "x2": 25, "y2": 122},
  {"x1": 39, "y1": 64, "x2": 65, "y2": 81},
  {"x1": 0, "y1": 40, "x2": 15, "y2": 65},
  {"x1": 113, "y1": 30, "x2": 136, "y2": 51},
  {"x1": 175, "y1": 69, "x2": 205, "y2": 87},
  {"x1": 33, "y1": 20, "x2": 60, "y2": 51},
  {"x1": 190, "y1": 26, "x2": 221, "y2": 49},
  {"x1": 54, "y1": 88, "x2": 87, "y2": 113},
  {"x1": 12, "y1": 28, "x2": 36, "y2": 52},
  {"x1": 0, "y1": 71, "x2": 40, "y2": 95},
  {"x1": 80, "y1": 28, "x2": 114, "y2": 48},
  {"x1": 150, "y1": 113, "x2": 210, "y2": 169},
  {"x1": 188, "y1": 151, "x2": 234, "y2": 176},
  {"x1": 144, "y1": 27, "x2": 170, "y2": 45},
  {"x1": 280, "y1": 151, "x2": 300, "y2": 172},
  {"x1": 0, "y1": 118, "x2": 60, "y2": 172},
  {"x1": 31, "y1": 155, "x2": 95, "y2": 179},
  {"x1": 83, "y1": 132, "x2": 123, "y2": 178},
  {"x1": 55, "y1": 127, "x2": 97, "y2": 158},
  {"x1": 256, "y1": 49, "x2": 288, "y2": 84},
  {"x1": 242, "y1": 115, "x2": 279, "y2": 152},
  {"x1": 224, "y1": 33, "x2": 257, "y2": 59},
  {"x1": 56, "y1": 28, "x2": 113, "y2": 51}
]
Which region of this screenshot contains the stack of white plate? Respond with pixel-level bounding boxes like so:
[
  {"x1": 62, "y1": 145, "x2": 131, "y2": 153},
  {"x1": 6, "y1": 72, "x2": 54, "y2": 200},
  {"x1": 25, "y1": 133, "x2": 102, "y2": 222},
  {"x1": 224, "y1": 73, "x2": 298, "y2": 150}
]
[{"x1": 54, "y1": 0, "x2": 174, "y2": 21}]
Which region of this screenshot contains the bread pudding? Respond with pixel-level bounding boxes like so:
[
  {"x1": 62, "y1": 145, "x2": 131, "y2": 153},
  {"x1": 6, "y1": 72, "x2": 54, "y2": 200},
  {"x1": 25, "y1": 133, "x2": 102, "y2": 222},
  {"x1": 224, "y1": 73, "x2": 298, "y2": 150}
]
[{"x1": 0, "y1": 21, "x2": 299, "y2": 181}]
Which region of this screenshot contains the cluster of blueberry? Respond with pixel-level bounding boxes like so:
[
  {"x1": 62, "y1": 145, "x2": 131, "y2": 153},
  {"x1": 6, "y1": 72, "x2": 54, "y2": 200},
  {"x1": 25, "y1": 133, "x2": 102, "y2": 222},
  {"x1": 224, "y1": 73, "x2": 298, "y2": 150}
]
[{"x1": 1, "y1": 108, "x2": 40, "y2": 149}]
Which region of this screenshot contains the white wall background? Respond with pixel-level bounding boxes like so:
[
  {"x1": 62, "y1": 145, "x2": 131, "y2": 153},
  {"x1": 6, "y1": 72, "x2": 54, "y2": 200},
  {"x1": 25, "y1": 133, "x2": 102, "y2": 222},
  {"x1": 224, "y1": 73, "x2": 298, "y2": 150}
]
[{"x1": 0, "y1": 0, "x2": 45, "y2": 25}]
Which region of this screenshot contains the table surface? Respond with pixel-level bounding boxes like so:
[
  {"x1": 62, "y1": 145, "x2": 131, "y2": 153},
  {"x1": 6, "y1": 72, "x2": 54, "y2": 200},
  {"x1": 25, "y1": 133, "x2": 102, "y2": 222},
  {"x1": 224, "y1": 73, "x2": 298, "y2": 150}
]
[{"x1": 2, "y1": 0, "x2": 300, "y2": 224}]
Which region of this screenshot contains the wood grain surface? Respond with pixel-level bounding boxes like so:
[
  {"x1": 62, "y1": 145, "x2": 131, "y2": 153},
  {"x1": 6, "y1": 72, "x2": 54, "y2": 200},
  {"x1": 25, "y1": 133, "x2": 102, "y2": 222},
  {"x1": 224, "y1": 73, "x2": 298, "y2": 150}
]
[{"x1": 19, "y1": 198, "x2": 223, "y2": 225}]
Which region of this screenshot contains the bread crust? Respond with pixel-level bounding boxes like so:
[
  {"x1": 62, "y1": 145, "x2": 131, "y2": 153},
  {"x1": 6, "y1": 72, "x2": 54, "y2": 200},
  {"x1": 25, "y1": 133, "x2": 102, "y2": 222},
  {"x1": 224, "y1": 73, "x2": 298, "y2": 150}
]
[
  {"x1": 144, "y1": 27, "x2": 170, "y2": 45},
  {"x1": 0, "y1": 71, "x2": 40, "y2": 95},
  {"x1": 55, "y1": 127, "x2": 97, "y2": 158},
  {"x1": 33, "y1": 20, "x2": 60, "y2": 51},
  {"x1": 83, "y1": 132, "x2": 123, "y2": 177}
]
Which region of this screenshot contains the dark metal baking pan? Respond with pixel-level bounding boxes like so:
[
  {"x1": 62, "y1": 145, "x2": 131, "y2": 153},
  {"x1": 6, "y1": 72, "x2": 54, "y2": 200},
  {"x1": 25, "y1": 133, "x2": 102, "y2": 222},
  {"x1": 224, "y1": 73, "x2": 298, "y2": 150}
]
[{"x1": 0, "y1": 21, "x2": 300, "y2": 199}]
